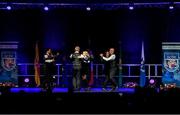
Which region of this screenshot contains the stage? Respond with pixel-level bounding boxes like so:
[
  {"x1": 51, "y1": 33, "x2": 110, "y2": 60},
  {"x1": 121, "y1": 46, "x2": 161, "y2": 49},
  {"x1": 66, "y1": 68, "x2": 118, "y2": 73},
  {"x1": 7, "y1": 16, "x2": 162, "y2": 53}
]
[
  {"x1": 0, "y1": 87, "x2": 178, "y2": 113},
  {"x1": 9, "y1": 87, "x2": 135, "y2": 94},
  {"x1": 1, "y1": 0, "x2": 180, "y2": 114}
]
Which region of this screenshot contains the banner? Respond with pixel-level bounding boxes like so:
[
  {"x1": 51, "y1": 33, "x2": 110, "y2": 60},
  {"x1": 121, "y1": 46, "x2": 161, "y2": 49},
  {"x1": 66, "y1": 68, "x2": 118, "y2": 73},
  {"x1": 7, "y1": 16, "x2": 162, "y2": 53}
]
[
  {"x1": 0, "y1": 42, "x2": 18, "y2": 86},
  {"x1": 140, "y1": 41, "x2": 146, "y2": 87},
  {"x1": 34, "y1": 42, "x2": 40, "y2": 87},
  {"x1": 162, "y1": 42, "x2": 180, "y2": 87}
]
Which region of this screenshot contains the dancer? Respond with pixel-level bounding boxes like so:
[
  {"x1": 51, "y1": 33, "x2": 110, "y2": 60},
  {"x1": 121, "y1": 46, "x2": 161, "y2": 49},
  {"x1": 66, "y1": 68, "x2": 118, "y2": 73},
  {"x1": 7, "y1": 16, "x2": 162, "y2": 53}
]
[
  {"x1": 100, "y1": 48, "x2": 117, "y2": 91},
  {"x1": 100, "y1": 51, "x2": 110, "y2": 91},
  {"x1": 81, "y1": 50, "x2": 93, "y2": 91},
  {"x1": 43, "y1": 48, "x2": 59, "y2": 91},
  {"x1": 70, "y1": 46, "x2": 82, "y2": 91}
]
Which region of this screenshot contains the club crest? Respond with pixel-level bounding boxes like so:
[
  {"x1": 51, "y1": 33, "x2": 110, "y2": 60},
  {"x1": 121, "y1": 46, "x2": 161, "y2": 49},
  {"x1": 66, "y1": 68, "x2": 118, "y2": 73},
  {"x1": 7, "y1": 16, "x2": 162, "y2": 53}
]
[
  {"x1": 1, "y1": 52, "x2": 16, "y2": 71},
  {"x1": 164, "y1": 52, "x2": 179, "y2": 72}
]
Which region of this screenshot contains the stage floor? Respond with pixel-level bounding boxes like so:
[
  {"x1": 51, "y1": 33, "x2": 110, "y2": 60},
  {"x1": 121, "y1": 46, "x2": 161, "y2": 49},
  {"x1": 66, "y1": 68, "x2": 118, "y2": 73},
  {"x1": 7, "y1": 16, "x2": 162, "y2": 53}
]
[
  {"x1": 0, "y1": 87, "x2": 179, "y2": 113},
  {"x1": 9, "y1": 87, "x2": 135, "y2": 93}
]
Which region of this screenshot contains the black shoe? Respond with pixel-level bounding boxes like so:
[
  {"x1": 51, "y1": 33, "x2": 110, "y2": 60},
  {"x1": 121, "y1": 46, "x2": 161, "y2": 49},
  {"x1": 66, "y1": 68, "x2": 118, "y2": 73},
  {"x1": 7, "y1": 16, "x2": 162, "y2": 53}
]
[
  {"x1": 46, "y1": 87, "x2": 52, "y2": 91},
  {"x1": 73, "y1": 88, "x2": 77, "y2": 91},
  {"x1": 77, "y1": 88, "x2": 81, "y2": 91},
  {"x1": 74, "y1": 88, "x2": 81, "y2": 91},
  {"x1": 84, "y1": 88, "x2": 88, "y2": 91},
  {"x1": 110, "y1": 86, "x2": 118, "y2": 92},
  {"x1": 84, "y1": 87, "x2": 90, "y2": 91},
  {"x1": 109, "y1": 88, "x2": 115, "y2": 92},
  {"x1": 87, "y1": 87, "x2": 91, "y2": 91},
  {"x1": 102, "y1": 88, "x2": 107, "y2": 92},
  {"x1": 43, "y1": 87, "x2": 49, "y2": 90},
  {"x1": 42, "y1": 88, "x2": 47, "y2": 92}
]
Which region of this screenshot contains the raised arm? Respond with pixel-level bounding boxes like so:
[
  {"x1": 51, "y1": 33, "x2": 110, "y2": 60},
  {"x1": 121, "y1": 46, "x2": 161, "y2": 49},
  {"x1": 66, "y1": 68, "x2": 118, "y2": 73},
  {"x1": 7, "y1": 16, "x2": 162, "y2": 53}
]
[{"x1": 102, "y1": 54, "x2": 116, "y2": 61}]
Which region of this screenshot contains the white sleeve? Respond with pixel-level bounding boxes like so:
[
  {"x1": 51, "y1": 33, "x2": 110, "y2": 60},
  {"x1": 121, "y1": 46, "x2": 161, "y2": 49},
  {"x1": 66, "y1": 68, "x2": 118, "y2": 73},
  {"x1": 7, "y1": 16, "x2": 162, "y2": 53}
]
[
  {"x1": 44, "y1": 55, "x2": 48, "y2": 59},
  {"x1": 102, "y1": 55, "x2": 116, "y2": 61},
  {"x1": 70, "y1": 54, "x2": 73, "y2": 58},
  {"x1": 78, "y1": 54, "x2": 84, "y2": 58}
]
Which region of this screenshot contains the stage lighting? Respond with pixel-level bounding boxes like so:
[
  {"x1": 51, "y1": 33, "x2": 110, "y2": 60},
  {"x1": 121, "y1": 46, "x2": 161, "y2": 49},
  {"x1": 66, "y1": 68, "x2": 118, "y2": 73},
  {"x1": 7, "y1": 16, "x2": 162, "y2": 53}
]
[
  {"x1": 124, "y1": 82, "x2": 138, "y2": 88},
  {"x1": 149, "y1": 79, "x2": 155, "y2": 84},
  {"x1": 44, "y1": 6, "x2": 49, "y2": 11},
  {"x1": 165, "y1": 83, "x2": 176, "y2": 89},
  {"x1": 169, "y1": 6, "x2": 174, "y2": 10},
  {"x1": 24, "y1": 78, "x2": 29, "y2": 83},
  {"x1": 169, "y1": 2, "x2": 174, "y2": 10},
  {"x1": 129, "y1": 6, "x2": 134, "y2": 10},
  {"x1": 86, "y1": 7, "x2": 91, "y2": 11},
  {"x1": 148, "y1": 79, "x2": 156, "y2": 88},
  {"x1": 6, "y1": 6, "x2": 11, "y2": 10}
]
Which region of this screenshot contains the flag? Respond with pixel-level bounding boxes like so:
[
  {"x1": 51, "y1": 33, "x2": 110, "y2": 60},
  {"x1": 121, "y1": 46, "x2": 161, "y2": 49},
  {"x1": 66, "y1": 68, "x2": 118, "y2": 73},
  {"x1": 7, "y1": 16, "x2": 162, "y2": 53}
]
[
  {"x1": 119, "y1": 41, "x2": 123, "y2": 87},
  {"x1": 140, "y1": 41, "x2": 146, "y2": 87},
  {"x1": 88, "y1": 62, "x2": 94, "y2": 86},
  {"x1": 119, "y1": 57, "x2": 123, "y2": 87},
  {"x1": 88, "y1": 51, "x2": 94, "y2": 87},
  {"x1": 34, "y1": 42, "x2": 40, "y2": 87}
]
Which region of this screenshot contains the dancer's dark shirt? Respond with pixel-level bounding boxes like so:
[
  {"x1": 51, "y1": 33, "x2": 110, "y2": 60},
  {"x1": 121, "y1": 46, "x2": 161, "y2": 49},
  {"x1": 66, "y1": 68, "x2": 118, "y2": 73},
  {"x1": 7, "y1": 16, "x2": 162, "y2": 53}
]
[
  {"x1": 82, "y1": 55, "x2": 92, "y2": 75},
  {"x1": 44, "y1": 53, "x2": 55, "y2": 64},
  {"x1": 101, "y1": 57, "x2": 110, "y2": 75},
  {"x1": 102, "y1": 54, "x2": 116, "y2": 69},
  {"x1": 70, "y1": 52, "x2": 82, "y2": 70}
]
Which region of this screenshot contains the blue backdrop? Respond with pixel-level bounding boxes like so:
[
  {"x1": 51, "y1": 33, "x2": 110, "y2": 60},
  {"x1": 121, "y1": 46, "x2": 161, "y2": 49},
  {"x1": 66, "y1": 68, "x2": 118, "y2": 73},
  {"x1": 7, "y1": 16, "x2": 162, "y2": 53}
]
[{"x1": 162, "y1": 42, "x2": 180, "y2": 86}]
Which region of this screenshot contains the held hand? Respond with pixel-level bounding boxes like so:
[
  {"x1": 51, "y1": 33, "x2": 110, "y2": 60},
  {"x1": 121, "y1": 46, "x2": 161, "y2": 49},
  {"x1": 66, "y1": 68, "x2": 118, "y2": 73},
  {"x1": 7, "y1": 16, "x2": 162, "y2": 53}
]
[
  {"x1": 82, "y1": 75, "x2": 87, "y2": 80},
  {"x1": 56, "y1": 52, "x2": 60, "y2": 56},
  {"x1": 100, "y1": 53, "x2": 103, "y2": 57},
  {"x1": 78, "y1": 55, "x2": 84, "y2": 59}
]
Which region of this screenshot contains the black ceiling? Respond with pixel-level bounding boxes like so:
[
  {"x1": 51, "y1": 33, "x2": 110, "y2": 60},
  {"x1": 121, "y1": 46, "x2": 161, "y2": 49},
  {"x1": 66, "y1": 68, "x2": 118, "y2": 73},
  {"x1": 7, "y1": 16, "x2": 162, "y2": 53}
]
[
  {"x1": 0, "y1": 0, "x2": 179, "y2": 10},
  {"x1": 0, "y1": 0, "x2": 177, "y2": 3}
]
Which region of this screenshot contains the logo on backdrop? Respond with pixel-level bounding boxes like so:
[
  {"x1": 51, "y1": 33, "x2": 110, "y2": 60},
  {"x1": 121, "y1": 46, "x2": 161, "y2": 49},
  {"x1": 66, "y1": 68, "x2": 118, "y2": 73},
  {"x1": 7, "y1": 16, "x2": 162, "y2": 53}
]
[
  {"x1": 164, "y1": 52, "x2": 179, "y2": 72},
  {"x1": 1, "y1": 51, "x2": 16, "y2": 71}
]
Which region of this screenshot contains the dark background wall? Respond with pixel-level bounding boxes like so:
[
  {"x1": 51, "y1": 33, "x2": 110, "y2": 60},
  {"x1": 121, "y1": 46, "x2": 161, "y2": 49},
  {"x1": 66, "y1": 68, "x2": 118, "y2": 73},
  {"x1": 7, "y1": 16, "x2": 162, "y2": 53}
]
[{"x1": 0, "y1": 8, "x2": 180, "y2": 64}]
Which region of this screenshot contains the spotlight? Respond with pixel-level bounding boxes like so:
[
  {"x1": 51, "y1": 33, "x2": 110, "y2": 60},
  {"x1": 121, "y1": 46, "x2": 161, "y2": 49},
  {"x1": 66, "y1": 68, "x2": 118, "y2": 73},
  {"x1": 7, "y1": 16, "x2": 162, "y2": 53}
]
[
  {"x1": 24, "y1": 78, "x2": 29, "y2": 83},
  {"x1": 148, "y1": 79, "x2": 156, "y2": 88},
  {"x1": 129, "y1": 6, "x2": 134, "y2": 10},
  {"x1": 169, "y1": 6, "x2": 174, "y2": 10},
  {"x1": 44, "y1": 6, "x2": 49, "y2": 11},
  {"x1": 86, "y1": 7, "x2": 91, "y2": 11},
  {"x1": 149, "y1": 79, "x2": 155, "y2": 84},
  {"x1": 169, "y1": 2, "x2": 174, "y2": 10},
  {"x1": 6, "y1": 6, "x2": 11, "y2": 10}
]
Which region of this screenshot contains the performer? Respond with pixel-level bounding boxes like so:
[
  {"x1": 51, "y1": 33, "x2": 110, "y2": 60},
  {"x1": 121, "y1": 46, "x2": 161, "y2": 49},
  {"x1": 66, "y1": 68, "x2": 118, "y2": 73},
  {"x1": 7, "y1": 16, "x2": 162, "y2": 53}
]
[
  {"x1": 81, "y1": 50, "x2": 93, "y2": 91},
  {"x1": 43, "y1": 48, "x2": 59, "y2": 91},
  {"x1": 101, "y1": 51, "x2": 110, "y2": 90},
  {"x1": 70, "y1": 46, "x2": 83, "y2": 91},
  {"x1": 100, "y1": 48, "x2": 117, "y2": 91}
]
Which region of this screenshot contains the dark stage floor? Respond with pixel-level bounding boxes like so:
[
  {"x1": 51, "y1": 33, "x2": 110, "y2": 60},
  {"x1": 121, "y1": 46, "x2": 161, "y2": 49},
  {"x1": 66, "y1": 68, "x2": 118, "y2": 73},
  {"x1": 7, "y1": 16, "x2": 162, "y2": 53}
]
[
  {"x1": 0, "y1": 87, "x2": 179, "y2": 114},
  {"x1": 9, "y1": 87, "x2": 135, "y2": 93}
]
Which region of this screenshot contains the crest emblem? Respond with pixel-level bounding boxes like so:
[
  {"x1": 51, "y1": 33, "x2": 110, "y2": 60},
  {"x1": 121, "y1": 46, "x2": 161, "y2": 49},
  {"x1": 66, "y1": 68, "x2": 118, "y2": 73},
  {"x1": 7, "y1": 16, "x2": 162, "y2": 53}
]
[
  {"x1": 164, "y1": 52, "x2": 179, "y2": 72},
  {"x1": 1, "y1": 51, "x2": 16, "y2": 71}
]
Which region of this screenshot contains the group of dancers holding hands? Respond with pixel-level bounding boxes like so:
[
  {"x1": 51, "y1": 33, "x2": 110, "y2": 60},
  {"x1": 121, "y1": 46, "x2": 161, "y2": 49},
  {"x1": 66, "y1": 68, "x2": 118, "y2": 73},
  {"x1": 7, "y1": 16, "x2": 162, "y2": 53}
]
[{"x1": 43, "y1": 46, "x2": 118, "y2": 92}]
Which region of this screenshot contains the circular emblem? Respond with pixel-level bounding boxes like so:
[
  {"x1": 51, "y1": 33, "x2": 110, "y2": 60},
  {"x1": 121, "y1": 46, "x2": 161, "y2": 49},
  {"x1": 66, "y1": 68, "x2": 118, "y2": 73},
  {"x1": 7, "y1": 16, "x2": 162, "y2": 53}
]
[
  {"x1": 164, "y1": 59, "x2": 179, "y2": 72},
  {"x1": 1, "y1": 58, "x2": 16, "y2": 71}
]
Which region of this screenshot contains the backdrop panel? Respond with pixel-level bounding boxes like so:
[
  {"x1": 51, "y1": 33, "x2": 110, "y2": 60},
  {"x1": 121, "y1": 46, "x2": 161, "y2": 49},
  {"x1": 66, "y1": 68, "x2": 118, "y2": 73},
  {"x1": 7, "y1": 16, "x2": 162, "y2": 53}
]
[
  {"x1": 162, "y1": 42, "x2": 180, "y2": 87},
  {"x1": 0, "y1": 42, "x2": 18, "y2": 86}
]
